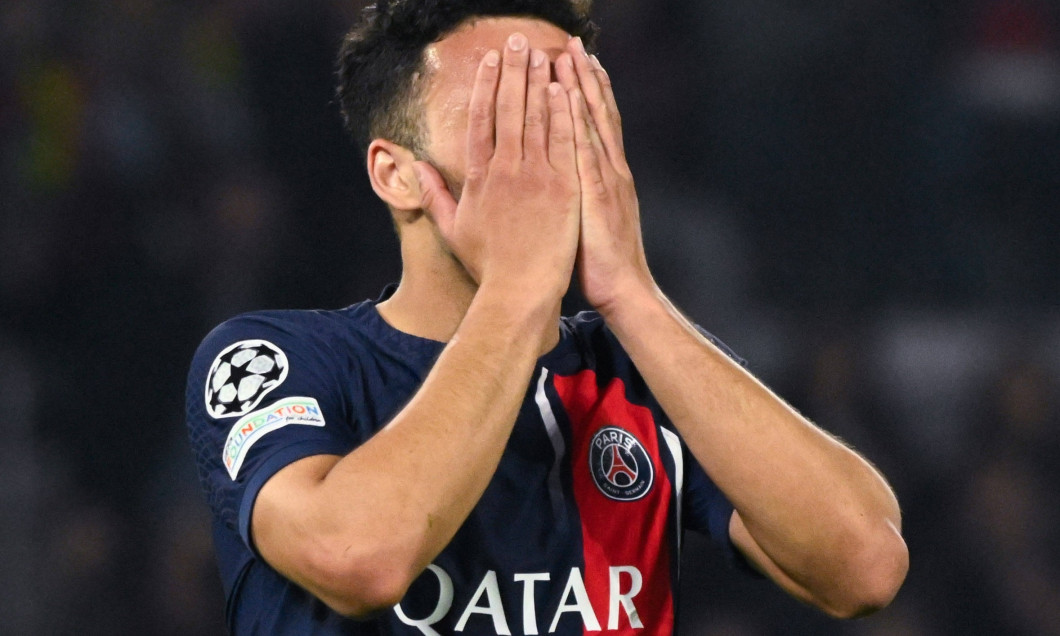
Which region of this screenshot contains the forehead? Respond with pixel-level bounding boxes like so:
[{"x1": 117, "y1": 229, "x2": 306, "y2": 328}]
[
  {"x1": 427, "y1": 16, "x2": 570, "y2": 67},
  {"x1": 422, "y1": 16, "x2": 571, "y2": 109}
]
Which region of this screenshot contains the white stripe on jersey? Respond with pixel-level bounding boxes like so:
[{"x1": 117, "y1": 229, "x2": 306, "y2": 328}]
[
  {"x1": 534, "y1": 368, "x2": 567, "y2": 522},
  {"x1": 659, "y1": 427, "x2": 684, "y2": 565}
]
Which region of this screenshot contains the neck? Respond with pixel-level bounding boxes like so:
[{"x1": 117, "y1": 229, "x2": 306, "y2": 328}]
[
  {"x1": 377, "y1": 245, "x2": 476, "y2": 343},
  {"x1": 376, "y1": 219, "x2": 561, "y2": 352}
]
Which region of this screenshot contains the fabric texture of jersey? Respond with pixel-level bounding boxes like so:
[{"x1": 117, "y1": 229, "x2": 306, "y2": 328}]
[{"x1": 185, "y1": 287, "x2": 746, "y2": 635}]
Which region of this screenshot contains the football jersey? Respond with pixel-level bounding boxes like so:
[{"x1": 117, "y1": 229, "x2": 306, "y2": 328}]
[{"x1": 185, "y1": 287, "x2": 744, "y2": 635}]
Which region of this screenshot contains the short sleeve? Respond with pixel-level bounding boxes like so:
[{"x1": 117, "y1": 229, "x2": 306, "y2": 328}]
[
  {"x1": 185, "y1": 312, "x2": 357, "y2": 553},
  {"x1": 681, "y1": 448, "x2": 736, "y2": 548},
  {"x1": 693, "y1": 324, "x2": 747, "y2": 368}
]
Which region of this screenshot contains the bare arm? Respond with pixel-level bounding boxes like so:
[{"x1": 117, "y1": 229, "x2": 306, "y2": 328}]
[
  {"x1": 599, "y1": 286, "x2": 907, "y2": 618},
  {"x1": 252, "y1": 290, "x2": 555, "y2": 616},
  {"x1": 557, "y1": 38, "x2": 908, "y2": 617},
  {"x1": 251, "y1": 37, "x2": 581, "y2": 617}
]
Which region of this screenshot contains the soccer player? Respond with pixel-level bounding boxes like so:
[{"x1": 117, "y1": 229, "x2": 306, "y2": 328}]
[{"x1": 185, "y1": 1, "x2": 908, "y2": 634}]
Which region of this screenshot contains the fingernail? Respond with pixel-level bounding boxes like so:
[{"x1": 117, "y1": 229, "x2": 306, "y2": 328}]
[
  {"x1": 548, "y1": 83, "x2": 563, "y2": 97},
  {"x1": 573, "y1": 37, "x2": 587, "y2": 56},
  {"x1": 484, "y1": 50, "x2": 500, "y2": 67},
  {"x1": 590, "y1": 54, "x2": 603, "y2": 71},
  {"x1": 531, "y1": 49, "x2": 546, "y2": 68},
  {"x1": 508, "y1": 33, "x2": 527, "y2": 51}
]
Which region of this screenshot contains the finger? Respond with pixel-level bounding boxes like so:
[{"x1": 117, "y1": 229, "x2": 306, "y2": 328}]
[
  {"x1": 466, "y1": 49, "x2": 501, "y2": 174},
  {"x1": 569, "y1": 87, "x2": 607, "y2": 199},
  {"x1": 555, "y1": 51, "x2": 612, "y2": 164},
  {"x1": 547, "y1": 82, "x2": 575, "y2": 172},
  {"x1": 494, "y1": 32, "x2": 530, "y2": 161},
  {"x1": 554, "y1": 52, "x2": 578, "y2": 92},
  {"x1": 568, "y1": 37, "x2": 624, "y2": 166},
  {"x1": 523, "y1": 48, "x2": 550, "y2": 161},
  {"x1": 412, "y1": 161, "x2": 458, "y2": 238},
  {"x1": 570, "y1": 80, "x2": 606, "y2": 159},
  {"x1": 589, "y1": 54, "x2": 625, "y2": 157}
]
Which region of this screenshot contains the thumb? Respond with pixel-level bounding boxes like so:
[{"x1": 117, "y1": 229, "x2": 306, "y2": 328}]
[{"x1": 412, "y1": 161, "x2": 457, "y2": 236}]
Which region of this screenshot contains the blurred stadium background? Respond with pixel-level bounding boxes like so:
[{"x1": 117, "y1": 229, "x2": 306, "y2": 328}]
[{"x1": 2, "y1": 0, "x2": 1058, "y2": 634}]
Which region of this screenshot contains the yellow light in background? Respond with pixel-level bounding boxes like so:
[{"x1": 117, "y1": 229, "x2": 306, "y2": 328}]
[{"x1": 18, "y1": 60, "x2": 84, "y2": 193}]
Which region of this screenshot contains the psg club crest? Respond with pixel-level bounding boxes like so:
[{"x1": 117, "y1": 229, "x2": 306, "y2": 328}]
[
  {"x1": 204, "y1": 339, "x2": 289, "y2": 418},
  {"x1": 589, "y1": 426, "x2": 654, "y2": 501}
]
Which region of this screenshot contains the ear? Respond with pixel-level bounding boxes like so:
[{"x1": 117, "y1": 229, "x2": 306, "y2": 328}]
[{"x1": 366, "y1": 139, "x2": 423, "y2": 216}]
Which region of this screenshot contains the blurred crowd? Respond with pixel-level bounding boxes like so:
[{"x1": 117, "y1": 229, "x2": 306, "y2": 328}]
[{"x1": 1, "y1": 0, "x2": 1057, "y2": 634}]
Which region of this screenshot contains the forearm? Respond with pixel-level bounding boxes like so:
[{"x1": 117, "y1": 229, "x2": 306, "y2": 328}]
[
  {"x1": 337, "y1": 287, "x2": 553, "y2": 558},
  {"x1": 599, "y1": 282, "x2": 906, "y2": 614},
  {"x1": 255, "y1": 285, "x2": 557, "y2": 614}
]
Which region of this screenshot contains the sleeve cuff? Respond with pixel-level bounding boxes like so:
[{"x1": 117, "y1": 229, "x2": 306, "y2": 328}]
[{"x1": 237, "y1": 439, "x2": 351, "y2": 555}]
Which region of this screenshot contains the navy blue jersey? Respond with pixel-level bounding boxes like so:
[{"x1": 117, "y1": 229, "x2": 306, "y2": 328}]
[{"x1": 186, "y1": 288, "x2": 743, "y2": 635}]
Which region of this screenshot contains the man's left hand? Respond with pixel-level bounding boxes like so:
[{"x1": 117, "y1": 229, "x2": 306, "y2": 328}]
[{"x1": 556, "y1": 38, "x2": 655, "y2": 315}]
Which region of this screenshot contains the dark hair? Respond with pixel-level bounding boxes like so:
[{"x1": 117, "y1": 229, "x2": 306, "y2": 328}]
[{"x1": 336, "y1": 0, "x2": 598, "y2": 155}]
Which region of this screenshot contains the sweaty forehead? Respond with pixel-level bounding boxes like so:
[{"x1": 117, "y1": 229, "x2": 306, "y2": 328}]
[
  {"x1": 423, "y1": 16, "x2": 571, "y2": 100},
  {"x1": 418, "y1": 17, "x2": 571, "y2": 166}
]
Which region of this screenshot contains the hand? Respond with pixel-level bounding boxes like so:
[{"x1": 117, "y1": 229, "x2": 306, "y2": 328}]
[
  {"x1": 414, "y1": 34, "x2": 581, "y2": 304},
  {"x1": 556, "y1": 39, "x2": 655, "y2": 314}
]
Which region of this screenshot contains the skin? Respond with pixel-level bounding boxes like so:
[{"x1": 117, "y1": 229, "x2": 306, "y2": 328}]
[
  {"x1": 251, "y1": 16, "x2": 909, "y2": 620},
  {"x1": 370, "y1": 17, "x2": 578, "y2": 344},
  {"x1": 550, "y1": 37, "x2": 909, "y2": 617},
  {"x1": 251, "y1": 21, "x2": 580, "y2": 617}
]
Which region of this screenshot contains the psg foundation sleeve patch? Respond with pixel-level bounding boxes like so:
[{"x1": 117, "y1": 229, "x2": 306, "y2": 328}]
[{"x1": 223, "y1": 396, "x2": 326, "y2": 479}]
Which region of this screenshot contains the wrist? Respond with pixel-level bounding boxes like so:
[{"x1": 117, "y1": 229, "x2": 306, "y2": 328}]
[
  {"x1": 471, "y1": 281, "x2": 563, "y2": 352},
  {"x1": 592, "y1": 270, "x2": 660, "y2": 323}
]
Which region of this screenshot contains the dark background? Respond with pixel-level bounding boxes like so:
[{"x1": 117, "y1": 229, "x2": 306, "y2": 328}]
[{"x1": 2, "y1": 0, "x2": 1058, "y2": 634}]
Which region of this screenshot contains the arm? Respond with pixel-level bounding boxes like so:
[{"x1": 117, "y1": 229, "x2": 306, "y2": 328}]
[
  {"x1": 251, "y1": 37, "x2": 581, "y2": 617},
  {"x1": 600, "y1": 286, "x2": 907, "y2": 618},
  {"x1": 557, "y1": 38, "x2": 908, "y2": 618},
  {"x1": 252, "y1": 290, "x2": 553, "y2": 617}
]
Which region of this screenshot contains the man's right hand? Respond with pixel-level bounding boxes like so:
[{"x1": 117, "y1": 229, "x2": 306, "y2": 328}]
[{"x1": 413, "y1": 33, "x2": 580, "y2": 306}]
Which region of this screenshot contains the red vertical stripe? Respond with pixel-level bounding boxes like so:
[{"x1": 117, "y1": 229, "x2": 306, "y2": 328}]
[{"x1": 553, "y1": 370, "x2": 674, "y2": 635}]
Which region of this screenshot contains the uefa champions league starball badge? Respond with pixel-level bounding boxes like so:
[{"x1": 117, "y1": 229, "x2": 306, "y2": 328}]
[{"x1": 205, "y1": 340, "x2": 289, "y2": 418}]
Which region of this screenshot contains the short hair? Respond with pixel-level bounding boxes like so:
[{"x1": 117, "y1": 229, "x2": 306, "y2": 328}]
[{"x1": 336, "y1": 0, "x2": 598, "y2": 155}]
